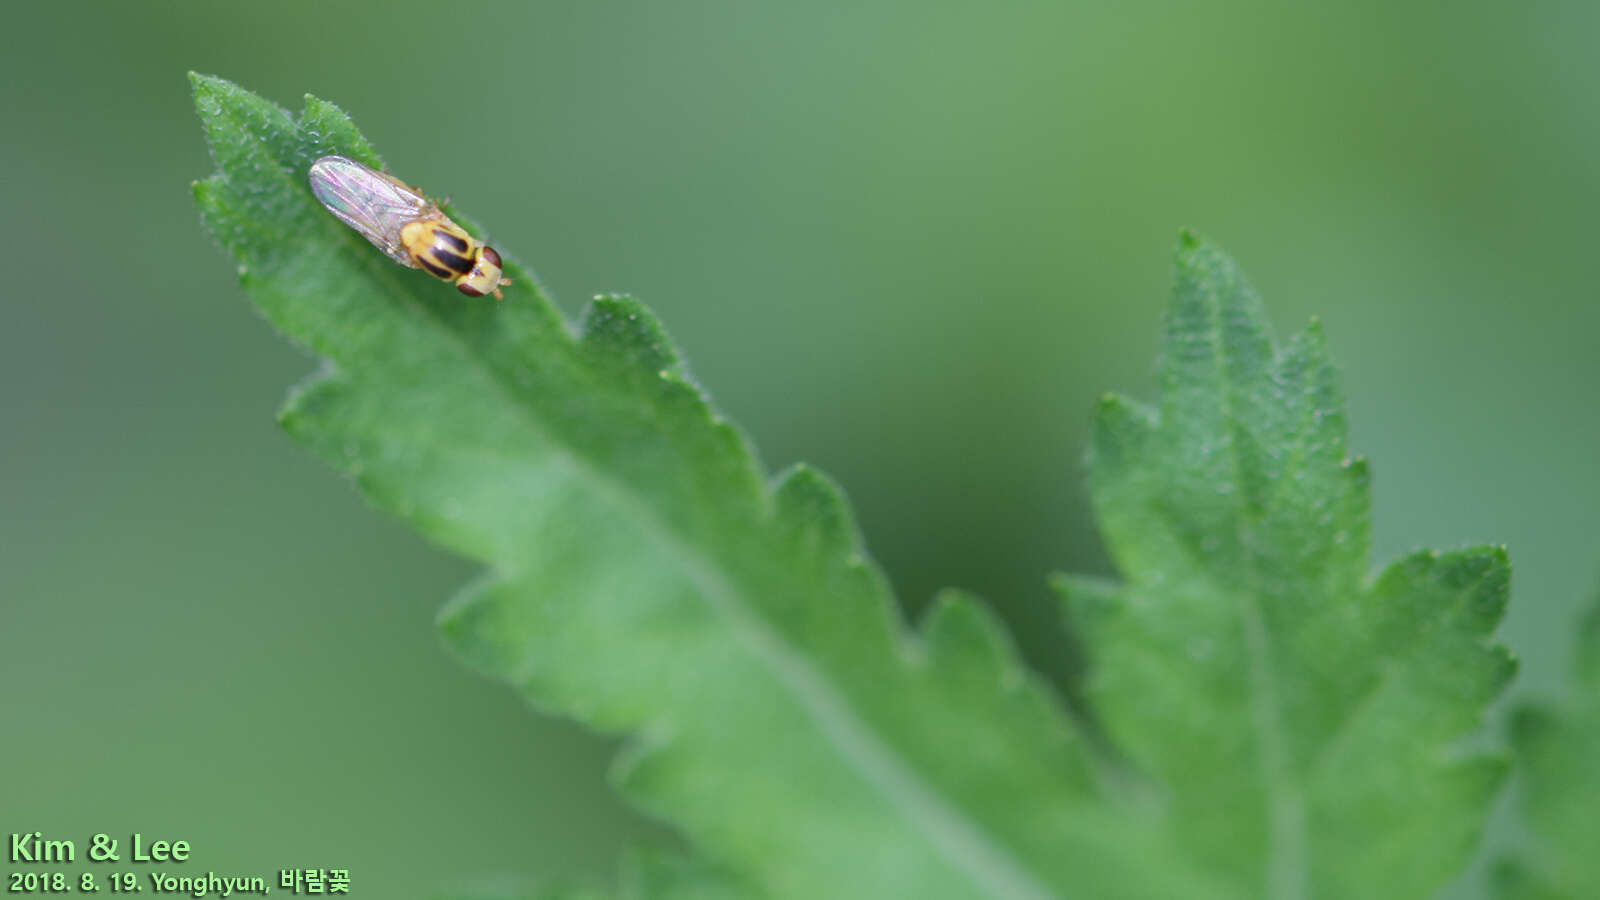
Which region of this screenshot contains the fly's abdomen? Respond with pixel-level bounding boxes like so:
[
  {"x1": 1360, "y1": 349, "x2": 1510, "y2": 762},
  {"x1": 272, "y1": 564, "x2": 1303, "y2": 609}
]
[{"x1": 401, "y1": 221, "x2": 476, "y2": 282}]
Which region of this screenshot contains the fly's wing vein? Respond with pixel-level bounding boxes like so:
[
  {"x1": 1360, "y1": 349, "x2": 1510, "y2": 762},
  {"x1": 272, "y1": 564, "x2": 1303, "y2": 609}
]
[{"x1": 308, "y1": 157, "x2": 430, "y2": 267}]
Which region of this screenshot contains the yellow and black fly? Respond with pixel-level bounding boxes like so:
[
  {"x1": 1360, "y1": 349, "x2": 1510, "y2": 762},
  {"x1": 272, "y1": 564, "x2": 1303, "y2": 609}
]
[{"x1": 308, "y1": 155, "x2": 510, "y2": 299}]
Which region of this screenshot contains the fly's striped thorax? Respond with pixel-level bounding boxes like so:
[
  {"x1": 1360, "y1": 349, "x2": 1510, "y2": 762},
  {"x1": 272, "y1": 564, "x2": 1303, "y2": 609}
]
[{"x1": 400, "y1": 220, "x2": 477, "y2": 281}]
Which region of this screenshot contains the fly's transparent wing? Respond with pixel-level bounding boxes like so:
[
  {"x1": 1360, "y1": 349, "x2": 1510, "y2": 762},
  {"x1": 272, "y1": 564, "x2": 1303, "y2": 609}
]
[{"x1": 307, "y1": 156, "x2": 430, "y2": 266}]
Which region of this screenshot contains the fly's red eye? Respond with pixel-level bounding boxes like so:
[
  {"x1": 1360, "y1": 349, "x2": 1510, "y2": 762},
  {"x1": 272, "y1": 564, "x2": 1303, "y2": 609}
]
[
  {"x1": 481, "y1": 246, "x2": 502, "y2": 267},
  {"x1": 457, "y1": 282, "x2": 485, "y2": 297}
]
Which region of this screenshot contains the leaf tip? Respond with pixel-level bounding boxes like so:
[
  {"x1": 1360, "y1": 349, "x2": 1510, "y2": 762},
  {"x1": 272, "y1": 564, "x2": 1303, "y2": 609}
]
[
  {"x1": 188, "y1": 71, "x2": 237, "y2": 108},
  {"x1": 920, "y1": 589, "x2": 1023, "y2": 683},
  {"x1": 580, "y1": 293, "x2": 682, "y2": 377},
  {"x1": 1339, "y1": 457, "x2": 1372, "y2": 505},
  {"x1": 1290, "y1": 316, "x2": 1332, "y2": 358},
  {"x1": 773, "y1": 463, "x2": 860, "y2": 553},
  {"x1": 434, "y1": 572, "x2": 530, "y2": 682},
  {"x1": 609, "y1": 723, "x2": 678, "y2": 800},
  {"x1": 1381, "y1": 544, "x2": 1512, "y2": 637},
  {"x1": 276, "y1": 370, "x2": 341, "y2": 443},
  {"x1": 191, "y1": 175, "x2": 222, "y2": 228},
  {"x1": 1173, "y1": 229, "x2": 1228, "y2": 274},
  {"x1": 1460, "y1": 543, "x2": 1512, "y2": 582},
  {"x1": 1173, "y1": 230, "x2": 1209, "y2": 278},
  {"x1": 1092, "y1": 392, "x2": 1153, "y2": 430},
  {"x1": 301, "y1": 93, "x2": 341, "y2": 122},
  {"x1": 1088, "y1": 393, "x2": 1154, "y2": 470}
]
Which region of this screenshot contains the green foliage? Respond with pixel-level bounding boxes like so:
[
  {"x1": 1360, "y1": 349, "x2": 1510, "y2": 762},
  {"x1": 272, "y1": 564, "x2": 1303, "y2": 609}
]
[
  {"x1": 1495, "y1": 599, "x2": 1600, "y2": 899},
  {"x1": 1054, "y1": 235, "x2": 1516, "y2": 898},
  {"x1": 191, "y1": 73, "x2": 1204, "y2": 900},
  {"x1": 193, "y1": 75, "x2": 1516, "y2": 899}
]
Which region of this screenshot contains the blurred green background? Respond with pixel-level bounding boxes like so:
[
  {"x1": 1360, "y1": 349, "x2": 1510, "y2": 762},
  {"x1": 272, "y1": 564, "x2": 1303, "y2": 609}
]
[{"x1": 3, "y1": 1, "x2": 1597, "y2": 896}]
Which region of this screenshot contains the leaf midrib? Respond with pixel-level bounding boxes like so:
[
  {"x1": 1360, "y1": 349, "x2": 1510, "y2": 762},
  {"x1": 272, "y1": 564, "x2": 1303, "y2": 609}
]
[{"x1": 1202, "y1": 276, "x2": 1307, "y2": 900}]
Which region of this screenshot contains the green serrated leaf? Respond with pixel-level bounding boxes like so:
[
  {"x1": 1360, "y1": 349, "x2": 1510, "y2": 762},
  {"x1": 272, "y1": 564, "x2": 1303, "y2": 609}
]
[
  {"x1": 1056, "y1": 233, "x2": 1516, "y2": 899},
  {"x1": 191, "y1": 74, "x2": 1227, "y2": 900},
  {"x1": 1494, "y1": 599, "x2": 1600, "y2": 899}
]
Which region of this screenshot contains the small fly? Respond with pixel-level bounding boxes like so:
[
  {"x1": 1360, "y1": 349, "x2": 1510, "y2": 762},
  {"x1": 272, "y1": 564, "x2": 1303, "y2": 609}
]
[{"x1": 307, "y1": 155, "x2": 510, "y2": 299}]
